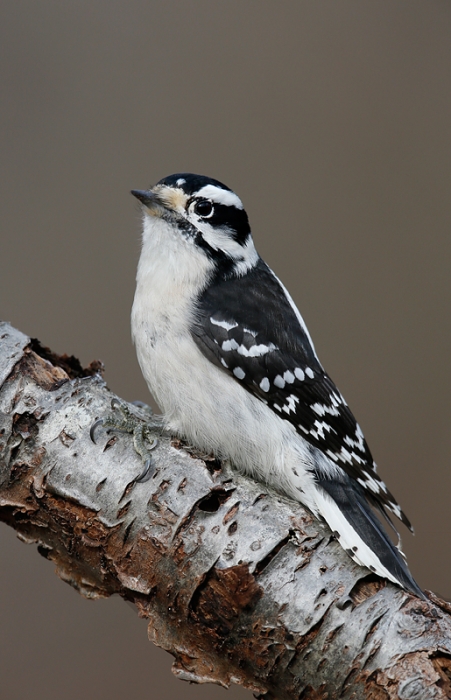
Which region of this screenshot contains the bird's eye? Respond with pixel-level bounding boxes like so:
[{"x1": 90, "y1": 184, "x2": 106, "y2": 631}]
[{"x1": 194, "y1": 200, "x2": 213, "y2": 217}]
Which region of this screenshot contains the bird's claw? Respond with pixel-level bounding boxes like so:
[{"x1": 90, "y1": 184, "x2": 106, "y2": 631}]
[
  {"x1": 134, "y1": 444, "x2": 158, "y2": 483},
  {"x1": 90, "y1": 398, "x2": 123, "y2": 443},
  {"x1": 89, "y1": 399, "x2": 161, "y2": 483},
  {"x1": 90, "y1": 418, "x2": 104, "y2": 444}
]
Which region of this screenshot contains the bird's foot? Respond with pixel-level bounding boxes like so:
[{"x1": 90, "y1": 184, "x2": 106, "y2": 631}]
[{"x1": 90, "y1": 398, "x2": 161, "y2": 482}]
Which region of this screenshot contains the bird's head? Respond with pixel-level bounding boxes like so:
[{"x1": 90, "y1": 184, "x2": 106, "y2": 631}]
[{"x1": 131, "y1": 173, "x2": 258, "y2": 277}]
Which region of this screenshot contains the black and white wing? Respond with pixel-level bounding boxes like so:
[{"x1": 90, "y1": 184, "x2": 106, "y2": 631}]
[{"x1": 191, "y1": 259, "x2": 411, "y2": 531}]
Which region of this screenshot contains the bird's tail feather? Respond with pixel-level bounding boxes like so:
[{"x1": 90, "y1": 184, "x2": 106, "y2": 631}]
[{"x1": 315, "y1": 476, "x2": 425, "y2": 599}]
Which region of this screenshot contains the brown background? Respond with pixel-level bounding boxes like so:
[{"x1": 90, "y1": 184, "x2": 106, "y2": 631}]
[{"x1": 1, "y1": 2, "x2": 450, "y2": 699}]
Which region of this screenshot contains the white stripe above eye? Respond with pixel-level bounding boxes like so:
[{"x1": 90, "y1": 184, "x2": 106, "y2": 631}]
[{"x1": 196, "y1": 184, "x2": 244, "y2": 210}]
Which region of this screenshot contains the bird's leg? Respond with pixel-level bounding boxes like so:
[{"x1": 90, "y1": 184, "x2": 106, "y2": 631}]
[{"x1": 90, "y1": 398, "x2": 163, "y2": 482}]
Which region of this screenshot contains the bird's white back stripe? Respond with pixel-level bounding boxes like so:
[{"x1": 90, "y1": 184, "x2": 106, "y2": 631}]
[{"x1": 267, "y1": 268, "x2": 319, "y2": 362}]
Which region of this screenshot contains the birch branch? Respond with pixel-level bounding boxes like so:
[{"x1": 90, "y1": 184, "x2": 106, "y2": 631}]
[{"x1": 0, "y1": 321, "x2": 450, "y2": 699}]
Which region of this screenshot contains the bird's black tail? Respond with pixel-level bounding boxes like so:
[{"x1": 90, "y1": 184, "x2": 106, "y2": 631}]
[{"x1": 317, "y1": 476, "x2": 425, "y2": 599}]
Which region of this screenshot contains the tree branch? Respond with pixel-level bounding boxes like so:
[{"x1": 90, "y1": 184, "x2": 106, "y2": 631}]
[{"x1": 1, "y1": 321, "x2": 450, "y2": 699}]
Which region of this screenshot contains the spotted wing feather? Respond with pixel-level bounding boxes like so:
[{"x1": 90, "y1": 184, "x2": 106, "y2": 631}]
[{"x1": 191, "y1": 259, "x2": 411, "y2": 530}]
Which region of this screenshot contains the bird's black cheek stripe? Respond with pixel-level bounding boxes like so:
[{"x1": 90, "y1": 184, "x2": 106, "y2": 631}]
[{"x1": 206, "y1": 205, "x2": 251, "y2": 245}]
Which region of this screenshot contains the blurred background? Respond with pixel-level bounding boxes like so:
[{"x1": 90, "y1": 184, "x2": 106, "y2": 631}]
[{"x1": 1, "y1": 2, "x2": 450, "y2": 698}]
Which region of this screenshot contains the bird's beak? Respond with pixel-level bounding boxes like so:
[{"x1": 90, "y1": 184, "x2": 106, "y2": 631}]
[
  {"x1": 131, "y1": 189, "x2": 166, "y2": 216},
  {"x1": 131, "y1": 189, "x2": 157, "y2": 206},
  {"x1": 132, "y1": 185, "x2": 188, "y2": 217}
]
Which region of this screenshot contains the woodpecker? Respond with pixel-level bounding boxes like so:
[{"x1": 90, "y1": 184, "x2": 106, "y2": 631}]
[{"x1": 129, "y1": 172, "x2": 423, "y2": 597}]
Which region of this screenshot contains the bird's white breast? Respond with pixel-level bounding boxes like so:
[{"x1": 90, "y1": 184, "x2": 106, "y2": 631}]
[{"x1": 131, "y1": 214, "x2": 319, "y2": 509}]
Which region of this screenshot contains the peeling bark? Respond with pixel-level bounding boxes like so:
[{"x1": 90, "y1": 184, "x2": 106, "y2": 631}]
[{"x1": 1, "y1": 321, "x2": 451, "y2": 699}]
